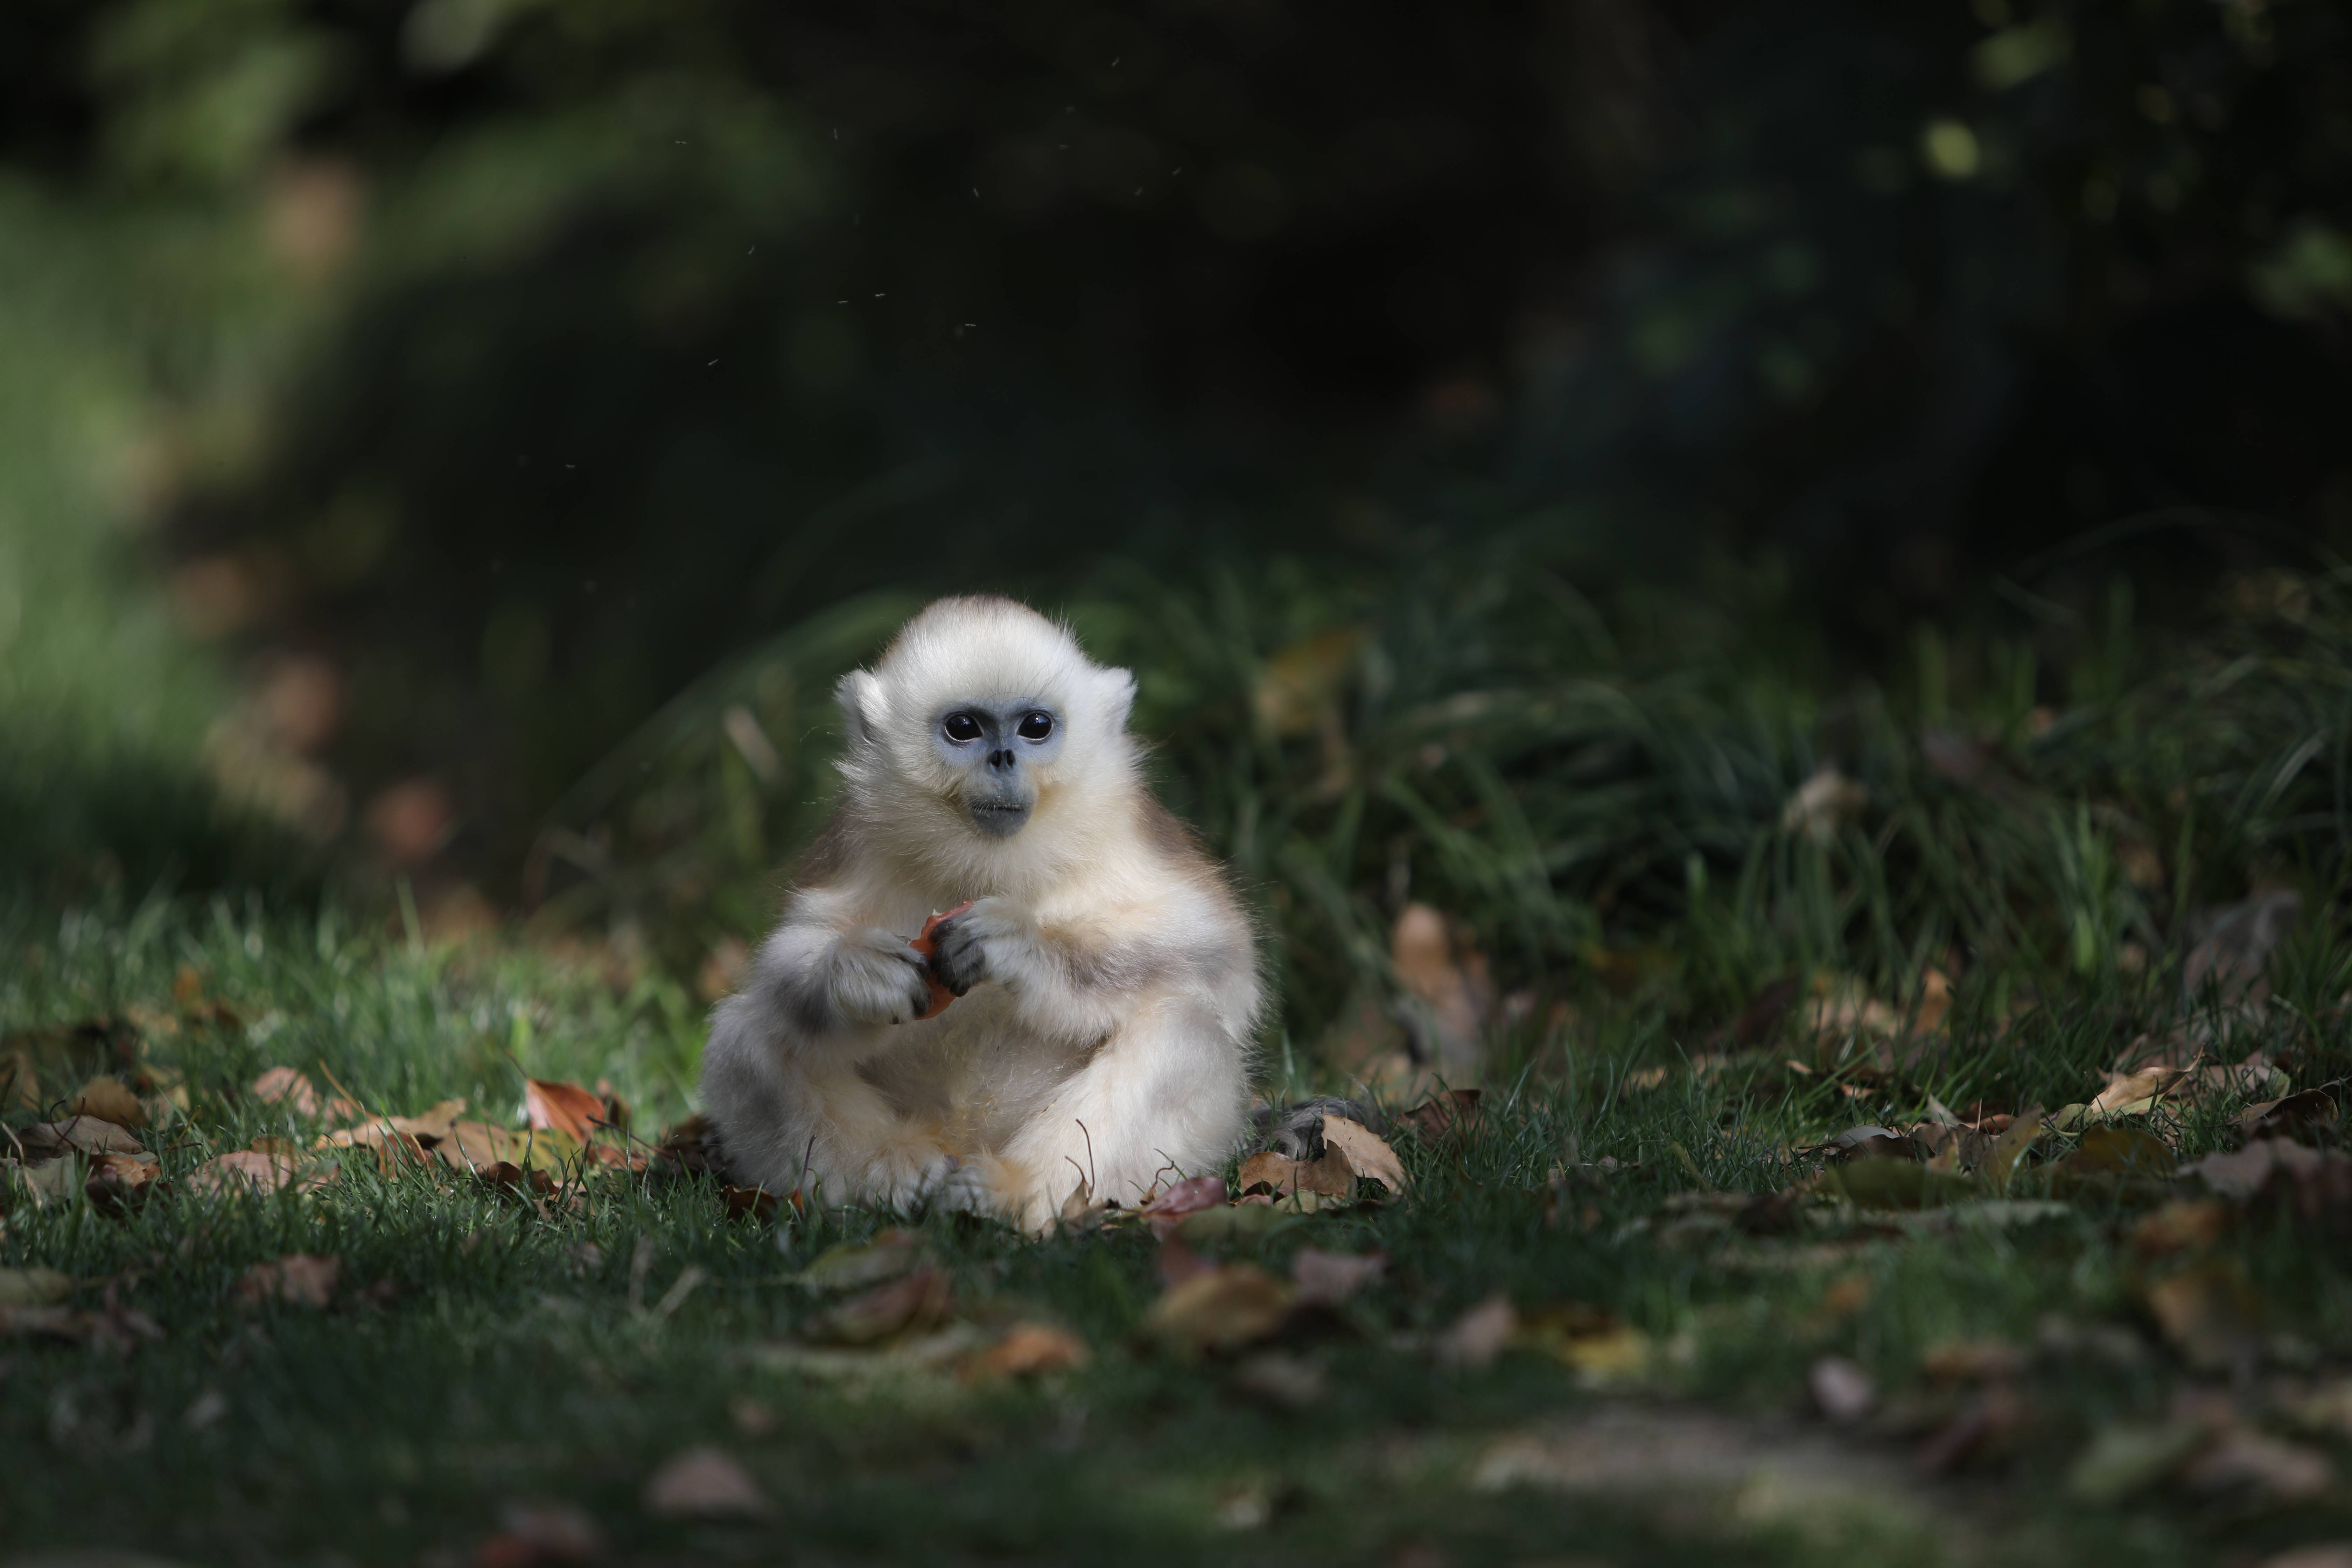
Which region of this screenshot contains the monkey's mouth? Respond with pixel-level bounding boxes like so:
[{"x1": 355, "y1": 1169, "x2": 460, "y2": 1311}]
[{"x1": 967, "y1": 798, "x2": 1034, "y2": 838}]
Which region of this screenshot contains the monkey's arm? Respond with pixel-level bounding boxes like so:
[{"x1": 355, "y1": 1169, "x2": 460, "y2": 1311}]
[
  {"x1": 741, "y1": 893, "x2": 936, "y2": 1042},
  {"x1": 926, "y1": 894, "x2": 1247, "y2": 1041}
]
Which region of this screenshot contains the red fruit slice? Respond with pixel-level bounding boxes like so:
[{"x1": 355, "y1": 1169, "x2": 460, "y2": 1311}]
[{"x1": 906, "y1": 901, "x2": 976, "y2": 1020}]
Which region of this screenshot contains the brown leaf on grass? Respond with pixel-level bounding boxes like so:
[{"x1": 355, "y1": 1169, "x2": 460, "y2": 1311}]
[
  {"x1": 232, "y1": 1254, "x2": 341, "y2": 1310},
  {"x1": 188, "y1": 1148, "x2": 338, "y2": 1197},
  {"x1": 16, "y1": 1116, "x2": 146, "y2": 1162},
  {"x1": 2181, "y1": 1139, "x2": 2352, "y2": 1225},
  {"x1": 68, "y1": 1076, "x2": 146, "y2": 1130},
  {"x1": 722, "y1": 1184, "x2": 786, "y2": 1221},
  {"x1": 250, "y1": 1067, "x2": 360, "y2": 1124},
  {"x1": 84, "y1": 1153, "x2": 164, "y2": 1216},
  {"x1": 2237, "y1": 1087, "x2": 2340, "y2": 1143},
  {"x1": 2147, "y1": 1261, "x2": 2263, "y2": 1371},
  {"x1": 643, "y1": 1446, "x2": 772, "y2": 1519},
  {"x1": 1139, "y1": 1174, "x2": 1228, "y2": 1239},
  {"x1": 314, "y1": 1098, "x2": 467, "y2": 1152},
  {"x1": 475, "y1": 1162, "x2": 557, "y2": 1201},
  {"x1": 476, "y1": 1499, "x2": 602, "y2": 1568},
  {"x1": 803, "y1": 1265, "x2": 952, "y2": 1345},
  {"x1": 649, "y1": 1114, "x2": 717, "y2": 1177},
  {"x1": 1981, "y1": 1106, "x2": 2044, "y2": 1192},
  {"x1": 1920, "y1": 1340, "x2": 2024, "y2": 1383},
  {"x1": 2090, "y1": 1065, "x2": 2193, "y2": 1118},
  {"x1": 523, "y1": 1078, "x2": 609, "y2": 1144},
  {"x1": 1823, "y1": 1125, "x2": 1918, "y2": 1161},
  {"x1": 2056, "y1": 1125, "x2": 2177, "y2": 1179},
  {"x1": 1290, "y1": 1248, "x2": 1386, "y2": 1307},
  {"x1": 1436, "y1": 1294, "x2": 1517, "y2": 1371},
  {"x1": 1320, "y1": 1115, "x2": 1406, "y2": 1193},
  {"x1": 1144, "y1": 1265, "x2": 1292, "y2": 1356},
  {"x1": 964, "y1": 1321, "x2": 1090, "y2": 1380},
  {"x1": 1395, "y1": 1088, "x2": 1483, "y2": 1142},
  {"x1": 1236, "y1": 1147, "x2": 1353, "y2": 1199},
  {"x1": 435, "y1": 1121, "x2": 533, "y2": 1171}
]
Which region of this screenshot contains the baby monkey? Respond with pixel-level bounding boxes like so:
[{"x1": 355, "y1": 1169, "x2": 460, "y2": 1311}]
[{"x1": 700, "y1": 595, "x2": 1260, "y2": 1230}]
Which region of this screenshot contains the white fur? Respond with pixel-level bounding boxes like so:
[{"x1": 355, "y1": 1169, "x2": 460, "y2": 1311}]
[{"x1": 699, "y1": 597, "x2": 1260, "y2": 1230}]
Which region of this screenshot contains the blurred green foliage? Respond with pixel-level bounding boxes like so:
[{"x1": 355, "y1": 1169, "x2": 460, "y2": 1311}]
[{"x1": 1, "y1": 0, "x2": 2349, "y2": 1046}]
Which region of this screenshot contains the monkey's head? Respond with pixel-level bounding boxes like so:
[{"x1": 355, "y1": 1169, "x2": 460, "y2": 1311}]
[{"x1": 835, "y1": 597, "x2": 1139, "y2": 875}]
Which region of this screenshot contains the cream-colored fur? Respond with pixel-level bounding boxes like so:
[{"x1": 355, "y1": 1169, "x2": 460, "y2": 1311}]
[{"x1": 698, "y1": 596, "x2": 1260, "y2": 1230}]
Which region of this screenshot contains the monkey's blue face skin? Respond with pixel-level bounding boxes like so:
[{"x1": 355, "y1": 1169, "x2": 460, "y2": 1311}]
[{"x1": 932, "y1": 700, "x2": 1064, "y2": 837}]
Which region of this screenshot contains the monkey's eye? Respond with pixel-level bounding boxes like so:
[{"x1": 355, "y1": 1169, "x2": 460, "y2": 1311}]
[
  {"x1": 941, "y1": 712, "x2": 985, "y2": 744},
  {"x1": 1015, "y1": 712, "x2": 1055, "y2": 742}
]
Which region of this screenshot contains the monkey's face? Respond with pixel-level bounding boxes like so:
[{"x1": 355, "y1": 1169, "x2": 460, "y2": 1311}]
[{"x1": 929, "y1": 699, "x2": 1066, "y2": 838}]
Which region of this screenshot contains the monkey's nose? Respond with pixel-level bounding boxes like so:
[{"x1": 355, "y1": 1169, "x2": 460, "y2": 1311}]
[{"x1": 988, "y1": 748, "x2": 1016, "y2": 770}]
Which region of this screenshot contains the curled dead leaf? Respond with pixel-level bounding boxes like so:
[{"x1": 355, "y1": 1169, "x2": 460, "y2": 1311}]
[
  {"x1": 16, "y1": 1117, "x2": 146, "y2": 1162},
  {"x1": 803, "y1": 1264, "x2": 952, "y2": 1345},
  {"x1": 84, "y1": 1153, "x2": 164, "y2": 1216},
  {"x1": 1139, "y1": 1174, "x2": 1228, "y2": 1239},
  {"x1": 250, "y1": 1066, "x2": 359, "y2": 1124},
  {"x1": 1144, "y1": 1265, "x2": 1292, "y2": 1356},
  {"x1": 963, "y1": 1321, "x2": 1090, "y2": 1380},
  {"x1": 1319, "y1": 1115, "x2": 1406, "y2": 1193},
  {"x1": 523, "y1": 1078, "x2": 609, "y2": 1144},
  {"x1": 68, "y1": 1075, "x2": 145, "y2": 1130},
  {"x1": 189, "y1": 1148, "x2": 337, "y2": 1198}
]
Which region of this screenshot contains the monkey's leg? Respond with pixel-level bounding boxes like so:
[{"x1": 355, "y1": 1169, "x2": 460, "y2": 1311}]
[{"x1": 959, "y1": 999, "x2": 1250, "y2": 1231}]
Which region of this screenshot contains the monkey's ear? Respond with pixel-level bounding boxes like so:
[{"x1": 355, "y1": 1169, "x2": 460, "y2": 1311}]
[
  {"x1": 1100, "y1": 667, "x2": 1137, "y2": 733},
  {"x1": 835, "y1": 670, "x2": 885, "y2": 746}
]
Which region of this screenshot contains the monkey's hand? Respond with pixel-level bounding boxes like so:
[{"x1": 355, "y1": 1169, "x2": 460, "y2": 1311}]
[
  {"x1": 828, "y1": 926, "x2": 936, "y2": 1027},
  {"x1": 926, "y1": 897, "x2": 1036, "y2": 997}
]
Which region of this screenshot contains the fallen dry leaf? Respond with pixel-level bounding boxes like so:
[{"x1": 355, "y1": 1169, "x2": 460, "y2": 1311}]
[
  {"x1": 232, "y1": 1254, "x2": 341, "y2": 1309},
  {"x1": 1236, "y1": 1147, "x2": 1352, "y2": 1199},
  {"x1": 1320, "y1": 1115, "x2": 1406, "y2": 1194},
  {"x1": 2238, "y1": 1087, "x2": 2341, "y2": 1143},
  {"x1": 1436, "y1": 1294, "x2": 1517, "y2": 1371},
  {"x1": 83, "y1": 1153, "x2": 163, "y2": 1216},
  {"x1": 964, "y1": 1321, "x2": 1090, "y2": 1380},
  {"x1": 188, "y1": 1148, "x2": 338, "y2": 1198},
  {"x1": 523, "y1": 1078, "x2": 609, "y2": 1144},
  {"x1": 1144, "y1": 1265, "x2": 1292, "y2": 1356},
  {"x1": 722, "y1": 1184, "x2": 785, "y2": 1221},
  {"x1": 643, "y1": 1446, "x2": 772, "y2": 1519},
  {"x1": 1139, "y1": 1174, "x2": 1228, "y2": 1239},
  {"x1": 1395, "y1": 1088, "x2": 1483, "y2": 1142},
  {"x1": 802, "y1": 1265, "x2": 952, "y2": 1345},
  {"x1": 2183, "y1": 1139, "x2": 2352, "y2": 1212},
  {"x1": 2090, "y1": 1065, "x2": 2193, "y2": 1118},
  {"x1": 1290, "y1": 1248, "x2": 1386, "y2": 1307},
  {"x1": 250, "y1": 1066, "x2": 359, "y2": 1124},
  {"x1": 2056, "y1": 1125, "x2": 2176, "y2": 1179},
  {"x1": 68, "y1": 1076, "x2": 145, "y2": 1130},
  {"x1": 16, "y1": 1117, "x2": 146, "y2": 1162}
]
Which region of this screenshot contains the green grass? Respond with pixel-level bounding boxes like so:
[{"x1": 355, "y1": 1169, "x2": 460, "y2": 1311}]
[{"x1": 6, "y1": 888, "x2": 2351, "y2": 1565}]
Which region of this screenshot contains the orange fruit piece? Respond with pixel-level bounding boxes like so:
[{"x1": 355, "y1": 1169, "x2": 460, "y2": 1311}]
[{"x1": 907, "y1": 901, "x2": 976, "y2": 1020}]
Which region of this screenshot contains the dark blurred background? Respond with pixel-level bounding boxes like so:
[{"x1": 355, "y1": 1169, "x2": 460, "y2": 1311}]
[{"x1": 4, "y1": 0, "x2": 2349, "y2": 1017}]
